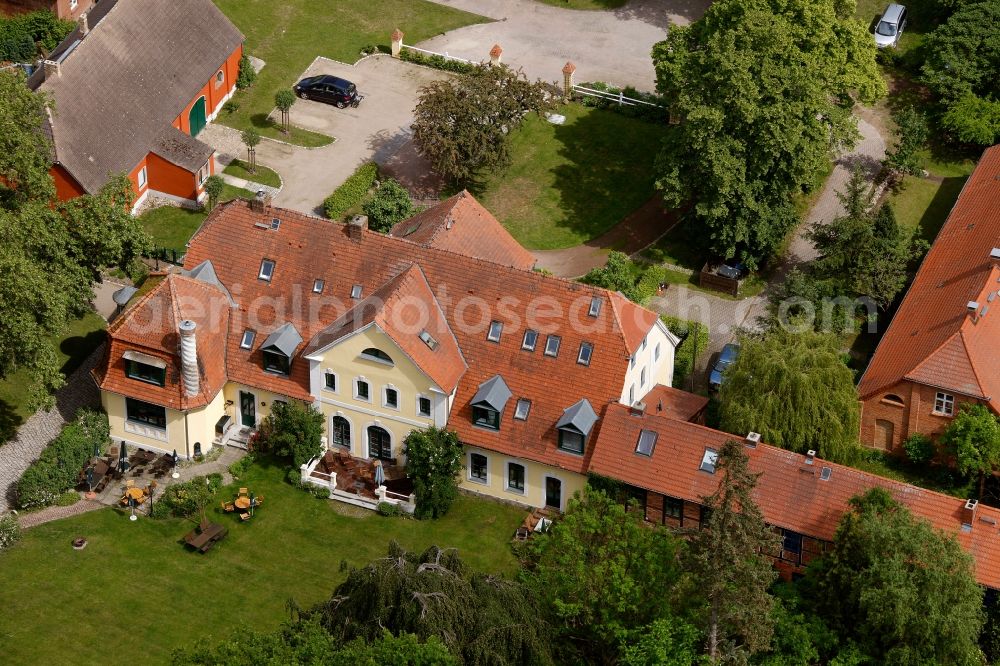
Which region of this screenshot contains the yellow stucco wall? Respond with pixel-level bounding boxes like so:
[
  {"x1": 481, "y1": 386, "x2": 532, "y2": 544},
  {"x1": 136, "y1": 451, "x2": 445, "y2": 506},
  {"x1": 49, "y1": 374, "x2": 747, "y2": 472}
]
[
  {"x1": 103, "y1": 391, "x2": 187, "y2": 456},
  {"x1": 459, "y1": 445, "x2": 587, "y2": 511},
  {"x1": 309, "y1": 326, "x2": 440, "y2": 461},
  {"x1": 183, "y1": 388, "x2": 227, "y2": 456}
]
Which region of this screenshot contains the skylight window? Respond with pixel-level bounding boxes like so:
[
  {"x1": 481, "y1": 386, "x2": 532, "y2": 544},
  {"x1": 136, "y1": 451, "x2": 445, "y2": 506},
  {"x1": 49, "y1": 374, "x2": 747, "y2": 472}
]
[
  {"x1": 699, "y1": 448, "x2": 718, "y2": 474},
  {"x1": 514, "y1": 398, "x2": 531, "y2": 420},
  {"x1": 588, "y1": 297, "x2": 602, "y2": 317},
  {"x1": 577, "y1": 342, "x2": 593, "y2": 366},
  {"x1": 820, "y1": 466, "x2": 832, "y2": 481},
  {"x1": 313, "y1": 279, "x2": 325, "y2": 294},
  {"x1": 419, "y1": 330, "x2": 438, "y2": 350},
  {"x1": 544, "y1": 335, "x2": 561, "y2": 357},
  {"x1": 522, "y1": 329, "x2": 538, "y2": 351},
  {"x1": 258, "y1": 259, "x2": 275, "y2": 281},
  {"x1": 240, "y1": 330, "x2": 256, "y2": 349},
  {"x1": 487, "y1": 320, "x2": 503, "y2": 342},
  {"x1": 351, "y1": 284, "x2": 363, "y2": 299},
  {"x1": 636, "y1": 429, "x2": 657, "y2": 456},
  {"x1": 270, "y1": 217, "x2": 281, "y2": 230}
]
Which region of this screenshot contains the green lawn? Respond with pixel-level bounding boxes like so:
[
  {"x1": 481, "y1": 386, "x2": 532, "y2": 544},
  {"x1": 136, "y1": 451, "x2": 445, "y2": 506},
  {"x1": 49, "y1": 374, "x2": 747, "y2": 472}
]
[
  {"x1": 855, "y1": 0, "x2": 927, "y2": 57},
  {"x1": 535, "y1": 0, "x2": 628, "y2": 8},
  {"x1": 222, "y1": 159, "x2": 282, "y2": 189},
  {"x1": 476, "y1": 104, "x2": 667, "y2": 250},
  {"x1": 0, "y1": 311, "x2": 106, "y2": 443},
  {"x1": 0, "y1": 458, "x2": 524, "y2": 664},
  {"x1": 212, "y1": 0, "x2": 485, "y2": 146},
  {"x1": 139, "y1": 184, "x2": 254, "y2": 254},
  {"x1": 641, "y1": 223, "x2": 706, "y2": 271},
  {"x1": 885, "y1": 145, "x2": 977, "y2": 244}
]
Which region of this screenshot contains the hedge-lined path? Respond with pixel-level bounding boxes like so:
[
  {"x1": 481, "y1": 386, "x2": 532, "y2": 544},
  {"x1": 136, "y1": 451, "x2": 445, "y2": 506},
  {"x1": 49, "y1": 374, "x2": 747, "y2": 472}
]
[{"x1": 0, "y1": 343, "x2": 105, "y2": 514}]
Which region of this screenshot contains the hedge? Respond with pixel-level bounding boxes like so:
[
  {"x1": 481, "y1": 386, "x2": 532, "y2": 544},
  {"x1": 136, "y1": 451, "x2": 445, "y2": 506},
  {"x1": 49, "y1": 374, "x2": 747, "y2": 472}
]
[
  {"x1": 323, "y1": 162, "x2": 379, "y2": 220},
  {"x1": 154, "y1": 473, "x2": 223, "y2": 518},
  {"x1": 399, "y1": 48, "x2": 478, "y2": 75},
  {"x1": 661, "y1": 315, "x2": 709, "y2": 389},
  {"x1": 0, "y1": 11, "x2": 74, "y2": 62},
  {"x1": 576, "y1": 81, "x2": 668, "y2": 124},
  {"x1": 16, "y1": 409, "x2": 109, "y2": 510}
]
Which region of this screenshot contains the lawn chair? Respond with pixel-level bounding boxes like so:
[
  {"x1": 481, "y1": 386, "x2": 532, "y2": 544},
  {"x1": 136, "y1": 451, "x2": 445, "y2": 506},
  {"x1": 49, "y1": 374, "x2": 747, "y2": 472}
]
[
  {"x1": 125, "y1": 479, "x2": 135, "y2": 489},
  {"x1": 221, "y1": 501, "x2": 234, "y2": 513},
  {"x1": 238, "y1": 487, "x2": 248, "y2": 496},
  {"x1": 239, "y1": 512, "x2": 251, "y2": 522},
  {"x1": 254, "y1": 495, "x2": 264, "y2": 506}
]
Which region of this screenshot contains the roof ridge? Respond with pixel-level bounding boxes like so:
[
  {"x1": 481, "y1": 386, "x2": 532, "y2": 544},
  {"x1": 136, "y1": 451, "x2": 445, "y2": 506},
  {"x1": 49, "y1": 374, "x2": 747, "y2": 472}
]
[
  {"x1": 106, "y1": 276, "x2": 168, "y2": 335},
  {"x1": 903, "y1": 330, "x2": 988, "y2": 398}
]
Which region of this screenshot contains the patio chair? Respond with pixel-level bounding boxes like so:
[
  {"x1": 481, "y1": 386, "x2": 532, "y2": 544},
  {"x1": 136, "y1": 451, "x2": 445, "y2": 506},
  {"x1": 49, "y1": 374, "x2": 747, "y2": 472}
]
[
  {"x1": 221, "y1": 501, "x2": 234, "y2": 513},
  {"x1": 254, "y1": 495, "x2": 264, "y2": 506},
  {"x1": 125, "y1": 479, "x2": 134, "y2": 488},
  {"x1": 238, "y1": 487, "x2": 248, "y2": 496},
  {"x1": 240, "y1": 512, "x2": 251, "y2": 522}
]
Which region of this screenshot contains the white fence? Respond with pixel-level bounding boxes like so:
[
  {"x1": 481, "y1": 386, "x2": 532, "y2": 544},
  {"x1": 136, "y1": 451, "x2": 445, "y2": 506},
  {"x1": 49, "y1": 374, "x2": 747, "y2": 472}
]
[
  {"x1": 400, "y1": 44, "x2": 476, "y2": 66},
  {"x1": 572, "y1": 84, "x2": 663, "y2": 108},
  {"x1": 300, "y1": 457, "x2": 416, "y2": 513}
]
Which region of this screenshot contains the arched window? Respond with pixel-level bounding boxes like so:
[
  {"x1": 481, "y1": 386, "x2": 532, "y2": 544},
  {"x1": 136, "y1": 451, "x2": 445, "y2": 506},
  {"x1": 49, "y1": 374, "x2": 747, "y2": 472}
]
[
  {"x1": 368, "y1": 426, "x2": 392, "y2": 460},
  {"x1": 360, "y1": 347, "x2": 393, "y2": 365},
  {"x1": 882, "y1": 394, "x2": 905, "y2": 406},
  {"x1": 331, "y1": 416, "x2": 351, "y2": 448},
  {"x1": 216, "y1": 69, "x2": 224, "y2": 84}
]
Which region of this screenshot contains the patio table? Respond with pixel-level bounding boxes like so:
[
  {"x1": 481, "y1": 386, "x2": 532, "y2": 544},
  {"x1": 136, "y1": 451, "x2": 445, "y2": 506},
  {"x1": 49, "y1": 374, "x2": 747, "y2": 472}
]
[{"x1": 234, "y1": 496, "x2": 251, "y2": 510}]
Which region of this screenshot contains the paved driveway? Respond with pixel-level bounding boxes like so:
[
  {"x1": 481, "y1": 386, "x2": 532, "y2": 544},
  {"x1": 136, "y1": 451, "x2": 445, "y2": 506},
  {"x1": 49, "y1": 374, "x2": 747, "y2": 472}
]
[
  {"x1": 419, "y1": 0, "x2": 710, "y2": 90},
  {"x1": 201, "y1": 55, "x2": 448, "y2": 215}
]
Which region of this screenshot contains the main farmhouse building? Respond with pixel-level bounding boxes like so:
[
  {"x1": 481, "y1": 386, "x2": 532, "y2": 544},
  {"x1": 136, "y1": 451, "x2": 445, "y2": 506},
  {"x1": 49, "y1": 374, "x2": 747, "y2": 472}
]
[
  {"x1": 94, "y1": 194, "x2": 679, "y2": 511},
  {"x1": 27, "y1": 0, "x2": 244, "y2": 210}
]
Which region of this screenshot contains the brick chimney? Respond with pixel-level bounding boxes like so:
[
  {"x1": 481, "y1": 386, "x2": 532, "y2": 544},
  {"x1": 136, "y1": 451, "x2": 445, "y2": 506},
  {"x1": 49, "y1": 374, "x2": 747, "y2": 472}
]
[
  {"x1": 629, "y1": 401, "x2": 646, "y2": 417},
  {"x1": 963, "y1": 499, "x2": 978, "y2": 529},
  {"x1": 179, "y1": 320, "x2": 200, "y2": 397},
  {"x1": 249, "y1": 190, "x2": 272, "y2": 213},
  {"x1": 78, "y1": 12, "x2": 89, "y2": 37},
  {"x1": 42, "y1": 60, "x2": 60, "y2": 80},
  {"x1": 347, "y1": 214, "x2": 368, "y2": 243}
]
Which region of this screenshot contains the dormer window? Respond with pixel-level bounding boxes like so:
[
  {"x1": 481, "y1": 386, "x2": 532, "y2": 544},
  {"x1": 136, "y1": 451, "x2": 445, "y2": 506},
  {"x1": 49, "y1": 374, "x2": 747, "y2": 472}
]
[
  {"x1": 262, "y1": 349, "x2": 290, "y2": 375},
  {"x1": 487, "y1": 320, "x2": 503, "y2": 342},
  {"x1": 577, "y1": 342, "x2": 593, "y2": 366},
  {"x1": 588, "y1": 297, "x2": 602, "y2": 317},
  {"x1": 351, "y1": 284, "x2": 363, "y2": 299},
  {"x1": 240, "y1": 330, "x2": 256, "y2": 349},
  {"x1": 522, "y1": 329, "x2": 538, "y2": 351},
  {"x1": 556, "y1": 399, "x2": 597, "y2": 456},
  {"x1": 559, "y1": 430, "x2": 585, "y2": 454},
  {"x1": 123, "y1": 351, "x2": 167, "y2": 387},
  {"x1": 258, "y1": 259, "x2": 275, "y2": 282},
  {"x1": 313, "y1": 279, "x2": 325, "y2": 294},
  {"x1": 360, "y1": 348, "x2": 393, "y2": 365},
  {"x1": 470, "y1": 375, "x2": 512, "y2": 431},
  {"x1": 473, "y1": 405, "x2": 500, "y2": 430},
  {"x1": 544, "y1": 335, "x2": 561, "y2": 357}
]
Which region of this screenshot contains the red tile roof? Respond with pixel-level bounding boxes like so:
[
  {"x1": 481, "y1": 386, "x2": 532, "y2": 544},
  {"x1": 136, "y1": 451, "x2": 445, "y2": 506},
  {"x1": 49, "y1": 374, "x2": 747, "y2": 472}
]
[
  {"x1": 641, "y1": 384, "x2": 709, "y2": 422},
  {"x1": 388, "y1": 191, "x2": 536, "y2": 271},
  {"x1": 304, "y1": 264, "x2": 467, "y2": 394},
  {"x1": 589, "y1": 404, "x2": 1000, "y2": 589},
  {"x1": 94, "y1": 274, "x2": 231, "y2": 410},
  {"x1": 859, "y1": 146, "x2": 1000, "y2": 411},
  {"x1": 102, "y1": 198, "x2": 665, "y2": 473}
]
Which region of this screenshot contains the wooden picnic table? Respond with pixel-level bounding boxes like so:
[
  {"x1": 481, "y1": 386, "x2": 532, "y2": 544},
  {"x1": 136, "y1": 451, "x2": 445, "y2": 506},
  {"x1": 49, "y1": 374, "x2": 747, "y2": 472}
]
[
  {"x1": 184, "y1": 522, "x2": 227, "y2": 553},
  {"x1": 121, "y1": 486, "x2": 147, "y2": 505}
]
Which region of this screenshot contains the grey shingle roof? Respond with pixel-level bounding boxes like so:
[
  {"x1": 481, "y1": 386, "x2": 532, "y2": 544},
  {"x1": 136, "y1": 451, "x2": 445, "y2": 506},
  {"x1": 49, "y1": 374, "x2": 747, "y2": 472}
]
[
  {"x1": 153, "y1": 126, "x2": 214, "y2": 172},
  {"x1": 556, "y1": 399, "x2": 598, "y2": 436},
  {"x1": 470, "y1": 375, "x2": 513, "y2": 412},
  {"x1": 261, "y1": 322, "x2": 303, "y2": 358},
  {"x1": 35, "y1": 0, "x2": 243, "y2": 193},
  {"x1": 182, "y1": 259, "x2": 234, "y2": 305}
]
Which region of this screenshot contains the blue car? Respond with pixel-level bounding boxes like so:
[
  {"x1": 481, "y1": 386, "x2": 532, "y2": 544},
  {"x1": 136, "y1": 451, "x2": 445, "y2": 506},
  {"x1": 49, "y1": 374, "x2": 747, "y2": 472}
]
[{"x1": 709, "y1": 343, "x2": 740, "y2": 390}]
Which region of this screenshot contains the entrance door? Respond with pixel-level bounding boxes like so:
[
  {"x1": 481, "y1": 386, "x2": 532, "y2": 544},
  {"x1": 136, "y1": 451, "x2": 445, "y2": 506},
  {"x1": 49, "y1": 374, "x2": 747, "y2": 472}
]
[
  {"x1": 189, "y1": 96, "x2": 207, "y2": 137},
  {"x1": 874, "y1": 419, "x2": 894, "y2": 450},
  {"x1": 545, "y1": 477, "x2": 562, "y2": 510},
  {"x1": 239, "y1": 391, "x2": 256, "y2": 427}
]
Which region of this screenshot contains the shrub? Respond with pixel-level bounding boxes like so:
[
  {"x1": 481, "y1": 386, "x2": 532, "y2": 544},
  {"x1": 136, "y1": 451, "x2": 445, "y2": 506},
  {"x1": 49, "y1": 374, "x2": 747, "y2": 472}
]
[
  {"x1": 158, "y1": 474, "x2": 222, "y2": 518},
  {"x1": 0, "y1": 515, "x2": 20, "y2": 551},
  {"x1": 661, "y1": 315, "x2": 709, "y2": 388},
  {"x1": 362, "y1": 178, "x2": 414, "y2": 233},
  {"x1": 403, "y1": 427, "x2": 464, "y2": 519},
  {"x1": 904, "y1": 433, "x2": 935, "y2": 465},
  {"x1": 301, "y1": 481, "x2": 331, "y2": 499},
  {"x1": 16, "y1": 409, "x2": 109, "y2": 509},
  {"x1": 0, "y1": 11, "x2": 74, "y2": 61},
  {"x1": 377, "y1": 501, "x2": 402, "y2": 517},
  {"x1": 236, "y1": 52, "x2": 256, "y2": 90},
  {"x1": 323, "y1": 162, "x2": 378, "y2": 220},
  {"x1": 203, "y1": 174, "x2": 224, "y2": 211},
  {"x1": 576, "y1": 81, "x2": 668, "y2": 123},
  {"x1": 55, "y1": 491, "x2": 80, "y2": 507},
  {"x1": 399, "y1": 48, "x2": 478, "y2": 74},
  {"x1": 228, "y1": 453, "x2": 255, "y2": 480},
  {"x1": 255, "y1": 401, "x2": 324, "y2": 468},
  {"x1": 222, "y1": 100, "x2": 240, "y2": 115},
  {"x1": 359, "y1": 44, "x2": 385, "y2": 57}
]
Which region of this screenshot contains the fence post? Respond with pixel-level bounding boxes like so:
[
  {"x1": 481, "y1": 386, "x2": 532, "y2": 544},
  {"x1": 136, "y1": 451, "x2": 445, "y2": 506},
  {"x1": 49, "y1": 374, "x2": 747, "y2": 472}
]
[
  {"x1": 391, "y1": 28, "x2": 404, "y2": 58},
  {"x1": 562, "y1": 61, "x2": 576, "y2": 102},
  {"x1": 489, "y1": 43, "x2": 502, "y2": 66},
  {"x1": 618, "y1": 90, "x2": 624, "y2": 106}
]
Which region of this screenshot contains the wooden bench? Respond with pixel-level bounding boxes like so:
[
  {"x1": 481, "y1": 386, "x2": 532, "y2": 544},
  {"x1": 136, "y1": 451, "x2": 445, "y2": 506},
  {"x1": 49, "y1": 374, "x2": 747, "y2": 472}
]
[{"x1": 184, "y1": 522, "x2": 228, "y2": 553}]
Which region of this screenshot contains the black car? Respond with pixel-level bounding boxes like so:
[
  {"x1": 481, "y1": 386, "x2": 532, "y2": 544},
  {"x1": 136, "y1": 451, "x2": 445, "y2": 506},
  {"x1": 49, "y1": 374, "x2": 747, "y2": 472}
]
[{"x1": 293, "y1": 75, "x2": 362, "y2": 108}]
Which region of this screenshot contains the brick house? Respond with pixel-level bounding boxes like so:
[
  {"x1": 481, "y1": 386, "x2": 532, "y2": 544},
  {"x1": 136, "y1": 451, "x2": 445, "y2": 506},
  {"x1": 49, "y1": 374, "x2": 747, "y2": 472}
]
[
  {"x1": 858, "y1": 146, "x2": 1000, "y2": 451},
  {"x1": 27, "y1": 0, "x2": 244, "y2": 210},
  {"x1": 0, "y1": 0, "x2": 94, "y2": 21}
]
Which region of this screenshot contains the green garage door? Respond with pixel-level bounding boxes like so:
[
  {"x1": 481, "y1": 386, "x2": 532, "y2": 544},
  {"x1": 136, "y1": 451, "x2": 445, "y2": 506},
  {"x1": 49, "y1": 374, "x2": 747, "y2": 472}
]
[{"x1": 189, "y1": 97, "x2": 207, "y2": 137}]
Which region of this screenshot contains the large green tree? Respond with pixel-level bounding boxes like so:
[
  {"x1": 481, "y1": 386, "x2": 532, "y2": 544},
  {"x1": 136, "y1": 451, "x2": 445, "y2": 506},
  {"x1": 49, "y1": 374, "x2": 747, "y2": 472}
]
[
  {"x1": 0, "y1": 71, "x2": 152, "y2": 408},
  {"x1": 811, "y1": 488, "x2": 984, "y2": 665},
  {"x1": 317, "y1": 543, "x2": 553, "y2": 665},
  {"x1": 688, "y1": 439, "x2": 779, "y2": 662},
  {"x1": 402, "y1": 426, "x2": 464, "y2": 519},
  {"x1": 719, "y1": 329, "x2": 860, "y2": 463},
  {"x1": 522, "y1": 487, "x2": 688, "y2": 664},
  {"x1": 411, "y1": 64, "x2": 552, "y2": 186},
  {"x1": 255, "y1": 401, "x2": 324, "y2": 467},
  {"x1": 652, "y1": 0, "x2": 884, "y2": 268},
  {"x1": 940, "y1": 403, "x2": 1000, "y2": 498}
]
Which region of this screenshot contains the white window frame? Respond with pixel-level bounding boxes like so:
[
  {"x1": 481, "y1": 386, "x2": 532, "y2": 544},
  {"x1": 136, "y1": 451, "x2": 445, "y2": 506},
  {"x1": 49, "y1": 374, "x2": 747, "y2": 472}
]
[
  {"x1": 514, "y1": 398, "x2": 531, "y2": 420},
  {"x1": 588, "y1": 297, "x2": 602, "y2": 317},
  {"x1": 577, "y1": 342, "x2": 593, "y2": 366},
  {"x1": 351, "y1": 284, "x2": 363, "y2": 299},
  {"x1": 417, "y1": 395, "x2": 432, "y2": 418},
  {"x1": 933, "y1": 392, "x2": 955, "y2": 416},
  {"x1": 468, "y1": 451, "x2": 489, "y2": 485},
  {"x1": 505, "y1": 461, "x2": 526, "y2": 494},
  {"x1": 654, "y1": 343, "x2": 661, "y2": 361},
  {"x1": 522, "y1": 329, "x2": 538, "y2": 351},
  {"x1": 383, "y1": 385, "x2": 400, "y2": 410},
  {"x1": 313, "y1": 279, "x2": 325, "y2": 294},
  {"x1": 641, "y1": 367, "x2": 647, "y2": 386},
  {"x1": 215, "y1": 69, "x2": 224, "y2": 86},
  {"x1": 487, "y1": 320, "x2": 503, "y2": 342},
  {"x1": 629, "y1": 384, "x2": 635, "y2": 404},
  {"x1": 544, "y1": 335, "x2": 561, "y2": 357},
  {"x1": 70, "y1": 0, "x2": 78, "y2": 9},
  {"x1": 323, "y1": 370, "x2": 338, "y2": 393},
  {"x1": 258, "y1": 259, "x2": 275, "y2": 281},
  {"x1": 354, "y1": 377, "x2": 371, "y2": 402},
  {"x1": 239, "y1": 330, "x2": 255, "y2": 349},
  {"x1": 137, "y1": 166, "x2": 147, "y2": 189}
]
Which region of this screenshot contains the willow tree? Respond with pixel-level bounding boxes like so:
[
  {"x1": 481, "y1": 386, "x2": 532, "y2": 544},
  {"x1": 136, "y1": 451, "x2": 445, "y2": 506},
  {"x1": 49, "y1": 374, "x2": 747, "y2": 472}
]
[
  {"x1": 719, "y1": 329, "x2": 860, "y2": 463},
  {"x1": 318, "y1": 543, "x2": 552, "y2": 666}
]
